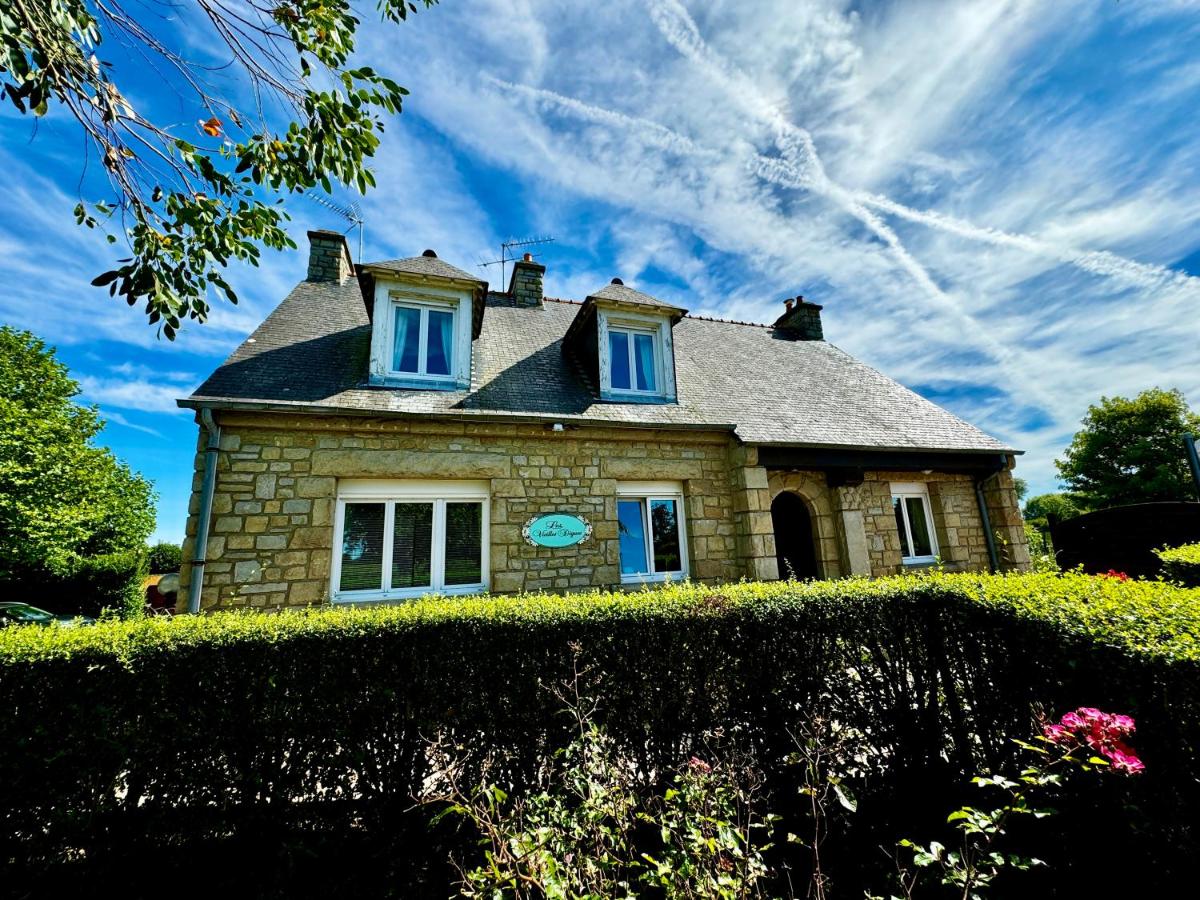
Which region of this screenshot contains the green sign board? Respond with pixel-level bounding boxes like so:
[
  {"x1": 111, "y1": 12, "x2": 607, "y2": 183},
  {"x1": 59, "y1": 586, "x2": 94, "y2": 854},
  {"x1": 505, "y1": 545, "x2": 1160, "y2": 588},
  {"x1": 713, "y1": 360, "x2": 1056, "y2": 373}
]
[{"x1": 522, "y1": 513, "x2": 593, "y2": 548}]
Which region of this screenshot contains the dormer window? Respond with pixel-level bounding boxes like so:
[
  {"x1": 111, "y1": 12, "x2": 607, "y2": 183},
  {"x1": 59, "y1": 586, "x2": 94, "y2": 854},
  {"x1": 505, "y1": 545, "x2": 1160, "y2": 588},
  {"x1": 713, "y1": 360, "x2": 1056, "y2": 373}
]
[
  {"x1": 562, "y1": 278, "x2": 686, "y2": 405},
  {"x1": 608, "y1": 324, "x2": 659, "y2": 394},
  {"x1": 363, "y1": 250, "x2": 487, "y2": 391},
  {"x1": 391, "y1": 300, "x2": 455, "y2": 379}
]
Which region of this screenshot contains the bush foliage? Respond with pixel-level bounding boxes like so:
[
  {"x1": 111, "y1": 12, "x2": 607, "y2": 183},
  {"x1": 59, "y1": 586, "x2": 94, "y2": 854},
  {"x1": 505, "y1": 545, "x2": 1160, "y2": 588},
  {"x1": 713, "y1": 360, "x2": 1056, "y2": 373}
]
[
  {"x1": 146, "y1": 541, "x2": 182, "y2": 574},
  {"x1": 1157, "y1": 542, "x2": 1200, "y2": 588},
  {"x1": 1, "y1": 573, "x2": 1197, "y2": 897},
  {"x1": 0, "y1": 549, "x2": 147, "y2": 619}
]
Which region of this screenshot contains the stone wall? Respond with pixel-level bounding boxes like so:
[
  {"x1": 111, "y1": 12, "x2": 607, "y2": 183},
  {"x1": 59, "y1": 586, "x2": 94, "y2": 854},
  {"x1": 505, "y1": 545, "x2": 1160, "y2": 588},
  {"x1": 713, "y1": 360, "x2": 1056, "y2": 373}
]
[
  {"x1": 180, "y1": 413, "x2": 743, "y2": 611},
  {"x1": 179, "y1": 412, "x2": 1030, "y2": 612},
  {"x1": 766, "y1": 468, "x2": 1029, "y2": 578}
]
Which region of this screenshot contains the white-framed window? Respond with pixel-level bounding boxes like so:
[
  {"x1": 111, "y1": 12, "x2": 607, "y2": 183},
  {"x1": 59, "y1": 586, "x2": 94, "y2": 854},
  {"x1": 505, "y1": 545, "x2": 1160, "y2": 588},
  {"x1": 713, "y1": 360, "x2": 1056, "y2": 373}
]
[
  {"x1": 331, "y1": 480, "x2": 489, "y2": 602},
  {"x1": 607, "y1": 324, "x2": 661, "y2": 395},
  {"x1": 389, "y1": 299, "x2": 456, "y2": 381},
  {"x1": 597, "y1": 309, "x2": 676, "y2": 402},
  {"x1": 891, "y1": 482, "x2": 938, "y2": 564},
  {"x1": 616, "y1": 481, "x2": 688, "y2": 583}
]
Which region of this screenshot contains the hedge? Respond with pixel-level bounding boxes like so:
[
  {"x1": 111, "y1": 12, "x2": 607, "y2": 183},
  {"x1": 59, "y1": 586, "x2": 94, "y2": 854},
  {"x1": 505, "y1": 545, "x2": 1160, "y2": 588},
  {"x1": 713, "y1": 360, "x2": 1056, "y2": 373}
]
[
  {"x1": 1157, "y1": 541, "x2": 1200, "y2": 587},
  {"x1": 1, "y1": 573, "x2": 1197, "y2": 898},
  {"x1": 0, "y1": 549, "x2": 146, "y2": 619}
]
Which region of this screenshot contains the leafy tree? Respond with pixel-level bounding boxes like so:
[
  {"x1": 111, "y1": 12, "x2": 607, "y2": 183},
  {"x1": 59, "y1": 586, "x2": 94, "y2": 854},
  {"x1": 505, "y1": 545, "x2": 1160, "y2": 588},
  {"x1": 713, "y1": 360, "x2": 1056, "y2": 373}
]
[
  {"x1": 0, "y1": 327, "x2": 155, "y2": 578},
  {"x1": 1, "y1": 0, "x2": 436, "y2": 338},
  {"x1": 1023, "y1": 493, "x2": 1083, "y2": 526},
  {"x1": 1012, "y1": 477, "x2": 1028, "y2": 502},
  {"x1": 1056, "y1": 388, "x2": 1200, "y2": 509},
  {"x1": 146, "y1": 540, "x2": 182, "y2": 574}
]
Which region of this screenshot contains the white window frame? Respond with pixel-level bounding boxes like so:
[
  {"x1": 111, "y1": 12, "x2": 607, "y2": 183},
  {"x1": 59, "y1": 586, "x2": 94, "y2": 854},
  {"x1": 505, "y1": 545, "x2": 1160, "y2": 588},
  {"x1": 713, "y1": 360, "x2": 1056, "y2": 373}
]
[
  {"x1": 367, "y1": 279, "x2": 474, "y2": 390},
  {"x1": 330, "y1": 479, "x2": 489, "y2": 602},
  {"x1": 387, "y1": 298, "x2": 457, "y2": 382},
  {"x1": 616, "y1": 481, "x2": 689, "y2": 584},
  {"x1": 606, "y1": 323, "x2": 662, "y2": 396},
  {"x1": 597, "y1": 308, "x2": 677, "y2": 402},
  {"x1": 891, "y1": 482, "x2": 939, "y2": 565}
]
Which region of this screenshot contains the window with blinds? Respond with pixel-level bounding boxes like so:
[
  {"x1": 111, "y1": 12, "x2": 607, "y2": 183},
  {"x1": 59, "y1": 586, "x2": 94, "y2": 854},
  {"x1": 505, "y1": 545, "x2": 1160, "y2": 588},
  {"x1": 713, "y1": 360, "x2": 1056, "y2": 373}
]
[{"x1": 333, "y1": 482, "x2": 489, "y2": 600}]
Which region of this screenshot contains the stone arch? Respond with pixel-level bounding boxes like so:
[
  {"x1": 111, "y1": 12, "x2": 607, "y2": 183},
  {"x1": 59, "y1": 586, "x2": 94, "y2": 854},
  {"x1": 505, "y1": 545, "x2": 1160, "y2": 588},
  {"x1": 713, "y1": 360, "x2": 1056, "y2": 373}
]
[
  {"x1": 767, "y1": 470, "x2": 840, "y2": 579},
  {"x1": 770, "y1": 490, "x2": 822, "y2": 580}
]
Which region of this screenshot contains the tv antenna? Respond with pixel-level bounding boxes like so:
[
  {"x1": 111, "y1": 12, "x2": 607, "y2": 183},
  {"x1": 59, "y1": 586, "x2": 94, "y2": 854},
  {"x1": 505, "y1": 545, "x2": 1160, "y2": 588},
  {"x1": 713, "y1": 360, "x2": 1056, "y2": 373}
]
[
  {"x1": 478, "y1": 236, "x2": 555, "y2": 286},
  {"x1": 305, "y1": 193, "x2": 365, "y2": 262}
]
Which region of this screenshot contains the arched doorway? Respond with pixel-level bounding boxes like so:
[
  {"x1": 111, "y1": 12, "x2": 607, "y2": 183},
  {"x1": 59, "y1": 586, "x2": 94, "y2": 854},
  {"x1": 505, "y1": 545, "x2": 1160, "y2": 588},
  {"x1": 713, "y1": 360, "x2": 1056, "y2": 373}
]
[{"x1": 771, "y1": 491, "x2": 820, "y2": 580}]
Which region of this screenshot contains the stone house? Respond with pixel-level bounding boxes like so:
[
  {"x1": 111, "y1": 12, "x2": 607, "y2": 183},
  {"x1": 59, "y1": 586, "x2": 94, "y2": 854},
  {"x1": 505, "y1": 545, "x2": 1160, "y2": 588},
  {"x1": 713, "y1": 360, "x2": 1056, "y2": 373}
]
[{"x1": 178, "y1": 231, "x2": 1028, "y2": 612}]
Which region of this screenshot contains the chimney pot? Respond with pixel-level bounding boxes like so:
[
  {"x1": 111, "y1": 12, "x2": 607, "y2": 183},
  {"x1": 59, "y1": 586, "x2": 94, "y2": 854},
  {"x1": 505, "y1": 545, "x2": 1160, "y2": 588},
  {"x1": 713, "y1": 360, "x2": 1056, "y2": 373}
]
[
  {"x1": 523, "y1": 252, "x2": 533, "y2": 261},
  {"x1": 772, "y1": 293, "x2": 824, "y2": 341},
  {"x1": 421, "y1": 248, "x2": 438, "y2": 258}
]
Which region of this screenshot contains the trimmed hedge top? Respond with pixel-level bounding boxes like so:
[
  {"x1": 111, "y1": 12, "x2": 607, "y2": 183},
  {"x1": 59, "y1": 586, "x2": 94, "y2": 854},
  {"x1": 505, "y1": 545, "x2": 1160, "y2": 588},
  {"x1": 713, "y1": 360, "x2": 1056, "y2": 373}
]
[
  {"x1": 1157, "y1": 542, "x2": 1200, "y2": 588},
  {"x1": 2, "y1": 571, "x2": 1197, "y2": 665}
]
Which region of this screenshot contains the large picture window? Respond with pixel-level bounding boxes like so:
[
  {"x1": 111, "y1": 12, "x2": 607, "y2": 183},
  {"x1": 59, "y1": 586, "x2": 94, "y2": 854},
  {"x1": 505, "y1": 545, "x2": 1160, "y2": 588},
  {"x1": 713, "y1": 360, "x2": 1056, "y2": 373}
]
[
  {"x1": 332, "y1": 480, "x2": 488, "y2": 601},
  {"x1": 390, "y1": 300, "x2": 455, "y2": 379},
  {"x1": 616, "y1": 482, "x2": 688, "y2": 583},
  {"x1": 891, "y1": 482, "x2": 938, "y2": 564}
]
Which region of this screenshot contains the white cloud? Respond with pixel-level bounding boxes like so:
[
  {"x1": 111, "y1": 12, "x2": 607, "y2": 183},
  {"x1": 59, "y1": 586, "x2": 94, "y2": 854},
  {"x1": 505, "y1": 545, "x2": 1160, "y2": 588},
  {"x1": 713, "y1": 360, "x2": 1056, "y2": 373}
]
[{"x1": 77, "y1": 375, "x2": 194, "y2": 415}]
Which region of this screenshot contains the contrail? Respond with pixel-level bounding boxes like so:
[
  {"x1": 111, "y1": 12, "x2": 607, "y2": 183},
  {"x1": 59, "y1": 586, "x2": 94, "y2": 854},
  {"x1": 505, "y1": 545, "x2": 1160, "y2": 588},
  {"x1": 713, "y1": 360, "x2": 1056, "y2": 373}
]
[
  {"x1": 647, "y1": 0, "x2": 1200, "y2": 300},
  {"x1": 649, "y1": 0, "x2": 1088, "y2": 408},
  {"x1": 500, "y1": 73, "x2": 1199, "y2": 300}
]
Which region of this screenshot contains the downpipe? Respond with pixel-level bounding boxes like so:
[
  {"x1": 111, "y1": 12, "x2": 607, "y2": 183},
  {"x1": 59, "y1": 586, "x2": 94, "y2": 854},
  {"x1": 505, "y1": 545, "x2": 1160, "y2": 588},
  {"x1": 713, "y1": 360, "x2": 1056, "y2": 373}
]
[
  {"x1": 186, "y1": 408, "x2": 222, "y2": 614},
  {"x1": 974, "y1": 472, "x2": 1001, "y2": 574}
]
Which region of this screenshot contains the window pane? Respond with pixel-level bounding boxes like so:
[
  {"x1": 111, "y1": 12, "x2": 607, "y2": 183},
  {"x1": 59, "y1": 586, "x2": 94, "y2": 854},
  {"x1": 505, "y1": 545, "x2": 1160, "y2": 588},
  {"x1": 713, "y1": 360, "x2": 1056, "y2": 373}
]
[
  {"x1": 617, "y1": 499, "x2": 648, "y2": 574},
  {"x1": 892, "y1": 497, "x2": 912, "y2": 559},
  {"x1": 906, "y1": 497, "x2": 934, "y2": 557},
  {"x1": 633, "y1": 333, "x2": 657, "y2": 392},
  {"x1": 609, "y1": 330, "x2": 631, "y2": 390},
  {"x1": 445, "y1": 502, "x2": 484, "y2": 586},
  {"x1": 392, "y1": 305, "x2": 421, "y2": 372},
  {"x1": 426, "y1": 309, "x2": 453, "y2": 376},
  {"x1": 650, "y1": 499, "x2": 682, "y2": 572},
  {"x1": 391, "y1": 502, "x2": 433, "y2": 589},
  {"x1": 340, "y1": 503, "x2": 384, "y2": 591}
]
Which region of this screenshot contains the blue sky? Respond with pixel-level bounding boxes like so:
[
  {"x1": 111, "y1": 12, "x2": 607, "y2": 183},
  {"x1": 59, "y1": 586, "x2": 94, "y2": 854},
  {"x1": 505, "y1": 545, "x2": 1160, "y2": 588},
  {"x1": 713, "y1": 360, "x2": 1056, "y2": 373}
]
[{"x1": 2, "y1": 0, "x2": 1199, "y2": 543}]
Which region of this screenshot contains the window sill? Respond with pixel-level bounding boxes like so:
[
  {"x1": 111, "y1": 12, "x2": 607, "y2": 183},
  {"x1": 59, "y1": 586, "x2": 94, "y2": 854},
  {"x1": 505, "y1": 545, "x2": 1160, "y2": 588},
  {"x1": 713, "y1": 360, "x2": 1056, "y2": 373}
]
[
  {"x1": 601, "y1": 391, "x2": 674, "y2": 405},
  {"x1": 901, "y1": 557, "x2": 938, "y2": 568},
  {"x1": 332, "y1": 584, "x2": 487, "y2": 604},
  {"x1": 620, "y1": 572, "x2": 687, "y2": 585},
  {"x1": 367, "y1": 374, "x2": 462, "y2": 391}
]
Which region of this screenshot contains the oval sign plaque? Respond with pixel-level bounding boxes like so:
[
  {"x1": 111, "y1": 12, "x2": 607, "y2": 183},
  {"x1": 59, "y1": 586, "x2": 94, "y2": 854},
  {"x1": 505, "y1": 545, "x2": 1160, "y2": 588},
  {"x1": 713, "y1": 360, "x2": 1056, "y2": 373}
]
[{"x1": 522, "y1": 513, "x2": 593, "y2": 548}]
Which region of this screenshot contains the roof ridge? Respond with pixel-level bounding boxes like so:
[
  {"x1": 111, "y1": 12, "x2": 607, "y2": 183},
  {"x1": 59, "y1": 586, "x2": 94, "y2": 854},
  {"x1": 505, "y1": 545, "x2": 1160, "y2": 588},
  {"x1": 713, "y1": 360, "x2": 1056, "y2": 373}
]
[{"x1": 544, "y1": 294, "x2": 770, "y2": 328}]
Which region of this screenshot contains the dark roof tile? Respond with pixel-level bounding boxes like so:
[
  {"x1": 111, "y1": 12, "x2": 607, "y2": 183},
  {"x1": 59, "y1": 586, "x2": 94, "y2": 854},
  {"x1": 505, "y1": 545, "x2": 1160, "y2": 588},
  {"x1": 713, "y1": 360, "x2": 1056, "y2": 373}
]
[{"x1": 187, "y1": 279, "x2": 1013, "y2": 454}]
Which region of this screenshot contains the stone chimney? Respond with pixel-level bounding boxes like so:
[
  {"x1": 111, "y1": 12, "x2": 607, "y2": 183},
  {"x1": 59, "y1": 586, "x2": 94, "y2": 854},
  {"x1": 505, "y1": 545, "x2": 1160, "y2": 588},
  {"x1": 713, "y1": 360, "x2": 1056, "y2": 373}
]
[
  {"x1": 508, "y1": 252, "x2": 545, "y2": 308},
  {"x1": 307, "y1": 229, "x2": 354, "y2": 282},
  {"x1": 772, "y1": 295, "x2": 824, "y2": 340}
]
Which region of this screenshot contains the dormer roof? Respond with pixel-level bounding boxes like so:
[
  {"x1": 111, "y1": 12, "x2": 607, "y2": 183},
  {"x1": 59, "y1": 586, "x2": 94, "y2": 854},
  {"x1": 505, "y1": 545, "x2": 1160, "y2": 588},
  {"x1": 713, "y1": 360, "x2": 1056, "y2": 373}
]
[
  {"x1": 586, "y1": 280, "x2": 687, "y2": 317},
  {"x1": 362, "y1": 250, "x2": 488, "y2": 340},
  {"x1": 365, "y1": 252, "x2": 484, "y2": 285}
]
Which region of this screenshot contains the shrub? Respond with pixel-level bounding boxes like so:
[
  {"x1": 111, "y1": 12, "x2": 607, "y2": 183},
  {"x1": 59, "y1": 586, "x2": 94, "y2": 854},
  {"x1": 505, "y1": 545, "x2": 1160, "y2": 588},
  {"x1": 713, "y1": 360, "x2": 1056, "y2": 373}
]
[
  {"x1": 0, "y1": 549, "x2": 147, "y2": 619},
  {"x1": 146, "y1": 541, "x2": 182, "y2": 574},
  {"x1": 0, "y1": 573, "x2": 1196, "y2": 898},
  {"x1": 1156, "y1": 542, "x2": 1200, "y2": 588}
]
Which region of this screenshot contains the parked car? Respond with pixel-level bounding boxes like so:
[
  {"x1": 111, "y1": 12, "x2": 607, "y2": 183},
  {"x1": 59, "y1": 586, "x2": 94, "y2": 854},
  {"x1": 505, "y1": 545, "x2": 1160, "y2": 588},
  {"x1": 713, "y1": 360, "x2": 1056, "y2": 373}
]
[{"x1": 0, "y1": 602, "x2": 95, "y2": 627}]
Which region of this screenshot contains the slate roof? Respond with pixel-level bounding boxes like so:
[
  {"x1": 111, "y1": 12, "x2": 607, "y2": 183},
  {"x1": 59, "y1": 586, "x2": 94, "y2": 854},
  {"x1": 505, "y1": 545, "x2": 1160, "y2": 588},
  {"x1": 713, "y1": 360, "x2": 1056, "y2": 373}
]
[
  {"x1": 183, "y1": 275, "x2": 1014, "y2": 454},
  {"x1": 364, "y1": 254, "x2": 485, "y2": 285},
  {"x1": 588, "y1": 280, "x2": 687, "y2": 312}
]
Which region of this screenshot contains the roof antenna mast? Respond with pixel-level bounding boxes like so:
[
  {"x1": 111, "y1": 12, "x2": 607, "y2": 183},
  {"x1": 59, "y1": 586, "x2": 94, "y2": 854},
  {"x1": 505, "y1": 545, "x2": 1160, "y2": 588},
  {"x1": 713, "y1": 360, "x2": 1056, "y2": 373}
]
[
  {"x1": 305, "y1": 193, "x2": 366, "y2": 262},
  {"x1": 478, "y1": 236, "x2": 555, "y2": 287}
]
